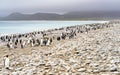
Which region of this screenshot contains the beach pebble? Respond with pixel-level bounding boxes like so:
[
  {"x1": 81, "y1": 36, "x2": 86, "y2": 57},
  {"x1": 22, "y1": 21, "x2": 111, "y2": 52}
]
[
  {"x1": 77, "y1": 68, "x2": 86, "y2": 72},
  {"x1": 11, "y1": 72, "x2": 19, "y2": 75},
  {"x1": 110, "y1": 65, "x2": 117, "y2": 72},
  {"x1": 89, "y1": 63, "x2": 99, "y2": 67}
]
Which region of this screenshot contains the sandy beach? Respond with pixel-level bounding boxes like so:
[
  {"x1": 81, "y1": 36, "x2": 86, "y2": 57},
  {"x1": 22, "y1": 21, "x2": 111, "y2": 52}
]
[{"x1": 0, "y1": 20, "x2": 120, "y2": 75}]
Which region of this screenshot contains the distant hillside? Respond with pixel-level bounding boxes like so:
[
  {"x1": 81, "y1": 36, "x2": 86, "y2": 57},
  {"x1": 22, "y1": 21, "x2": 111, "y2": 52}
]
[
  {"x1": 0, "y1": 12, "x2": 62, "y2": 20},
  {"x1": 0, "y1": 11, "x2": 120, "y2": 20}
]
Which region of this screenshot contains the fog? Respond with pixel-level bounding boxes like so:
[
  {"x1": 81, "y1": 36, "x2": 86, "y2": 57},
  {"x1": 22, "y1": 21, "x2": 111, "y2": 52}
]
[{"x1": 0, "y1": 0, "x2": 120, "y2": 16}]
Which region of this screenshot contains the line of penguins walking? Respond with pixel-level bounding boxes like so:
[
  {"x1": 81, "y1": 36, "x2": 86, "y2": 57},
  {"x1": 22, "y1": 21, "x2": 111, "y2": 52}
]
[{"x1": 0, "y1": 21, "x2": 118, "y2": 49}]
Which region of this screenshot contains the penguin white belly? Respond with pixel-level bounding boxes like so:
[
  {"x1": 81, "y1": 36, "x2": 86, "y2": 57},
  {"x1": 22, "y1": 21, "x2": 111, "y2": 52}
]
[
  {"x1": 27, "y1": 40, "x2": 30, "y2": 44},
  {"x1": 4, "y1": 58, "x2": 10, "y2": 68},
  {"x1": 31, "y1": 42, "x2": 34, "y2": 47},
  {"x1": 40, "y1": 39, "x2": 43, "y2": 45},
  {"x1": 23, "y1": 41, "x2": 26, "y2": 47},
  {"x1": 10, "y1": 44, "x2": 13, "y2": 49},
  {"x1": 46, "y1": 40, "x2": 50, "y2": 46}
]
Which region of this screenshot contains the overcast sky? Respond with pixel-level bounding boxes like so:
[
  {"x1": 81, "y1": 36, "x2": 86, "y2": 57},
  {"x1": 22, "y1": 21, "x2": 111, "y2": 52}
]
[{"x1": 0, "y1": 0, "x2": 120, "y2": 16}]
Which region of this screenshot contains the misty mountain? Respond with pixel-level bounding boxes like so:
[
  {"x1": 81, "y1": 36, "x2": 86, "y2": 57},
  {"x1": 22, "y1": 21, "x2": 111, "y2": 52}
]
[
  {"x1": 0, "y1": 11, "x2": 120, "y2": 20},
  {"x1": 0, "y1": 12, "x2": 62, "y2": 20}
]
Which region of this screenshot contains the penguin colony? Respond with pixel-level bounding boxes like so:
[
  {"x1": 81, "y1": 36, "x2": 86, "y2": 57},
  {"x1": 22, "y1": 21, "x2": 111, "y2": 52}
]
[{"x1": 0, "y1": 21, "x2": 118, "y2": 49}]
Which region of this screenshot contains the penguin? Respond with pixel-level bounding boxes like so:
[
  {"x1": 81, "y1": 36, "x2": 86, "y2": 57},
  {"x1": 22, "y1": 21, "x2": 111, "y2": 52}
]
[
  {"x1": 36, "y1": 39, "x2": 40, "y2": 46},
  {"x1": 57, "y1": 37, "x2": 61, "y2": 41},
  {"x1": 3, "y1": 55, "x2": 10, "y2": 70},
  {"x1": 46, "y1": 38, "x2": 50, "y2": 46},
  {"x1": 7, "y1": 43, "x2": 10, "y2": 49},
  {"x1": 21, "y1": 40, "x2": 26, "y2": 48},
  {"x1": 50, "y1": 38, "x2": 52, "y2": 44},
  {"x1": 40, "y1": 38, "x2": 43, "y2": 46}
]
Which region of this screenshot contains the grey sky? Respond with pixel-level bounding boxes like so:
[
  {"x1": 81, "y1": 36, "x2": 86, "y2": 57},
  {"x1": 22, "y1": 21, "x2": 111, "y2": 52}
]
[{"x1": 0, "y1": 0, "x2": 120, "y2": 16}]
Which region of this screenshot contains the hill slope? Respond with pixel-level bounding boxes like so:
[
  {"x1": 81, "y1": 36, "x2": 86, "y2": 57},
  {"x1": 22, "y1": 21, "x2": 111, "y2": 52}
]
[{"x1": 1, "y1": 11, "x2": 120, "y2": 20}]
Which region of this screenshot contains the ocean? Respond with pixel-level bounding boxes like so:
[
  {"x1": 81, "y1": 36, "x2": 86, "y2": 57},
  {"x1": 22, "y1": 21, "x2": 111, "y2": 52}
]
[{"x1": 0, "y1": 21, "x2": 108, "y2": 36}]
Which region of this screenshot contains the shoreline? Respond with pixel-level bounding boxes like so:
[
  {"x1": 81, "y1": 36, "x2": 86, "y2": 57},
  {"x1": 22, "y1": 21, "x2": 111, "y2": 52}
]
[
  {"x1": 0, "y1": 20, "x2": 108, "y2": 36},
  {"x1": 0, "y1": 21, "x2": 108, "y2": 36}
]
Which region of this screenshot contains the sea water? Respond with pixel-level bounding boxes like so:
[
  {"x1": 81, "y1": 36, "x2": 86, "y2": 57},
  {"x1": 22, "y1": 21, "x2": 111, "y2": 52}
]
[{"x1": 0, "y1": 21, "x2": 108, "y2": 36}]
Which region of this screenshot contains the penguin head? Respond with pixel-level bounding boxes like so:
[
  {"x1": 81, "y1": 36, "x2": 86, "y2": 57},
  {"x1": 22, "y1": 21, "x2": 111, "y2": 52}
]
[{"x1": 6, "y1": 55, "x2": 9, "y2": 57}]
